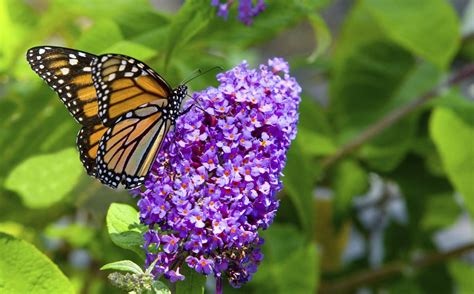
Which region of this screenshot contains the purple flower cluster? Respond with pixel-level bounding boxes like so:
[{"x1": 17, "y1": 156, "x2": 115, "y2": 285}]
[
  {"x1": 137, "y1": 58, "x2": 301, "y2": 287},
  {"x1": 211, "y1": 0, "x2": 266, "y2": 25}
]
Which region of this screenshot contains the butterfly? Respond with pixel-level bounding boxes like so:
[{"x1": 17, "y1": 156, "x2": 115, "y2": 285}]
[{"x1": 26, "y1": 46, "x2": 189, "y2": 189}]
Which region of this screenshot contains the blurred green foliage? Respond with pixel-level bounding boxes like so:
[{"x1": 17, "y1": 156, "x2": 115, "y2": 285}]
[{"x1": 0, "y1": 0, "x2": 473, "y2": 293}]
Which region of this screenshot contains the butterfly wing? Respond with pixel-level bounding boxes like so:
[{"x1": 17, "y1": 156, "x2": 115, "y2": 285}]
[
  {"x1": 92, "y1": 54, "x2": 172, "y2": 127},
  {"x1": 96, "y1": 102, "x2": 171, "y2": 189},
  {"x1": 26, "y1": 46, "x2": 100, "y2": 125},
  {"x1": 27, "y1": 47, "x2": 177, "y2": 190},
  {"x1": 77, "y1": 124, "x2": 109, "y2": 176}
]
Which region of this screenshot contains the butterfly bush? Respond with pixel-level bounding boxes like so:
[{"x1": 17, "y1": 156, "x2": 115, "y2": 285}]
[
  {"x1": 211, "y1": 0, "x2": 266, "y2": 25},
  {"x1": 136, "y1": 58, "x2": 301, "y2": 288}
]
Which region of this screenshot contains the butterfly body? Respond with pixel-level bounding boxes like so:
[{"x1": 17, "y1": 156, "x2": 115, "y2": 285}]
[{"x1": 26, "y1": 46, "x2": 187, "y2": 189}]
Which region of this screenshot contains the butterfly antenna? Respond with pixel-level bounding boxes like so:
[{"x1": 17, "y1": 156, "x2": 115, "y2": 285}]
[
  {"x1": 185, "y1": 93, "x2": 207, "y2": 113},
  {"x1": 180, "y1": 66, "x2": 223, "y2": 85}
]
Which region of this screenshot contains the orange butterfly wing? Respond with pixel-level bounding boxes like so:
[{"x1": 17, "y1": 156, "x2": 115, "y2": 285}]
[
  {"x1": 92, "y1": 54, "x2": 172, "y2": 127},
  {"x1": 26, "y1": 46, "x2": 100, "y2": 125},
  {"x1": 27, "y1": 47, "x2": 182, "y2": 189},
  {"x1": 96, "y1": 102, "x2": 171, "y2": 188}
]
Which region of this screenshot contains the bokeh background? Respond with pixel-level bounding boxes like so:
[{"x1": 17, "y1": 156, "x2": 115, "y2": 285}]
[{"x1": 1, "y1": 0, "x2": 473, "y2": 293}]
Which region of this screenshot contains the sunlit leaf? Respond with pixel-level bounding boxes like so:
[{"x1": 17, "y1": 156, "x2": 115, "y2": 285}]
[
  {"x1": 363, "y1": 0, "x2": 460, "y2": 68},
  {"x1": 4, "y1": 148, "x2": 83, "y2": 208},
  {"x1": 0, "y1": 233, "x2": 74, "y2": 294},
  {"x1": 101, "y1": 260, "x2": 144, "y2": 275},
  {"x1": 331, "y1": 6, "x2": 443, "y2": 170},
  {"x1": 430, "y1": 107, "x2": 474, "y2": 216},
  {"x1": 106, "y1": 203, "x2": 145, "y2": 257},
  {"x1": 307, "y1": 13, "x2": 331, "y2": 63},
  {"x1": 448, "y1": 260, "x2": 474, "y2": 294}
]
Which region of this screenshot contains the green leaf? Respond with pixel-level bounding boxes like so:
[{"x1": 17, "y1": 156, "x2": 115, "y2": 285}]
[
  {"x1": 106, "y1": 203, "x2": 145, "y2": 257},
  {"x1": 384, "y1": 154, "x2": 452, "y2": 260},
  {"x1": 75, "y1": 19, "x2": 124, "y2": 53},
  {"x1": 253, "y1": 225, "x2": 319, "y2": 294},
  {"x1": 421, "y1": 193, "x2": 461, "y2": 230},
  {"x1": 100, "y1": 260, "x2": 144, "y2": 275},
  {"x1": 163, "y1": 0, "x2": 214, "y2": 68},
  {"x1": 152, "y1": 280, "x2": 171, "y2": 294},
  {"x1": 331, "y1": 5, "x2": 443, "y2": 170},
  {"x1": 0, "y1": 0, "x2": 38, "y2": 74},
  {"x1": 4, "y1": 148, "x2": 83, "y2": 208},
  {"x1": 0, "y1": 221, "x2": 35, "y2": 242},
  {"x1": 45, "y1": 223, "x2": 96, "y2": 247},
  {"x1": 332, "y1": 1, "x2": 447, "y2": 173},
  {"x1": 430, "y1": 107, "x2": 474, "y2": 216},
  {"x1": 104, "y1": 41, "x2": 157, "y2": 60},
  {"x1": 53, "y1": 0, "x2": 155, "y2": 23},
  {"x1": 333, "y1": 160, "x2": 368, "y2": 225},
  {"x1": 298, "y1": 127, "x2": 337, "y2": 156},
  {"x1": 0, "y1": 233, "x2": 74, "y2": 294},
  {"x1": 283, "y1": 137, "x2": 315, "y2": 237},
  {"x1": 307, "y1": 13, "x2": 332, "y2": 63},
  {"x1": 202, "y1": 0, "x2": 327, "y2": 50},
  {"x1": 0, "y1": 82, "x2": 77, "y2": 188},
  {"x1": 299, "y1": 95, "x2": 333, "y2": 135},
  {"x1": 431, "y1": 90, "x2": 474, "y2": 125},
  {"x1": 363, "y1": 0, "x2": 460, "y2": 68},
  {"x1": 175, "y1": 265, "x2": 205, "y2": 294},
  {"x1": 448, "y1": 260, "x2": 474, "y2": 294}
]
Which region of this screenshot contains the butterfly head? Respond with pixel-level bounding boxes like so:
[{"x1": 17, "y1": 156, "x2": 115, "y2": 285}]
[{"x1": 175, "y1": 85, "x2": 188, "y2": 100}]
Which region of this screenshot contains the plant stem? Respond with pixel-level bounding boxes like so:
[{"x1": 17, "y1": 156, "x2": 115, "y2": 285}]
[
  {"x1": 216, "y1": 276, "x2": 223, "y2": 294},
  {"x1": 321, "y1": 63, "x2": 474, "y2": 169},
  {"x1": 318, "y1": 242, "x2": 474, "y2": 294}
]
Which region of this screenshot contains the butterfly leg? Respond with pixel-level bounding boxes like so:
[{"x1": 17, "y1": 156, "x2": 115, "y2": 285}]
[{"x1": 178, "y1": 105, "x2": 193, "y2": 116}]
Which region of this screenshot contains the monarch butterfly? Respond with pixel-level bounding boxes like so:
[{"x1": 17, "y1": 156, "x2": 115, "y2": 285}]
[{"x1": 26, "y1": 46, "x2": 189, "y2": 189}]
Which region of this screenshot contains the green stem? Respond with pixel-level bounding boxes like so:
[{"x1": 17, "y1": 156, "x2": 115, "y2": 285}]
[
  {"x1": 321, "y1": 63, "x2": 474, "y2": 169},
  {"x1": 318, "y1": 242, "x2": 474, "y2": 294}
]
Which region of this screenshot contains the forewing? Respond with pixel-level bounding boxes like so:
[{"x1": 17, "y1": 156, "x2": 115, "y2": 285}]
[
  {"x1": 92, "y1": 54, "x2": 172, "y2": 127},
  {"x1": 76, "y1": 123, "x2": 109, "y2": 177},
  {"x1": 96, "y1": 102, "x2": 171, "y2": 189},
  {"x1": 26, "y1": 46, "x2": 100, "y2": 125}
]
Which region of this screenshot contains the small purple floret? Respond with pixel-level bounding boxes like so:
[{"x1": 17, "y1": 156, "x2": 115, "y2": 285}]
[
  {"x1": 137, "y1": 58, "x2": 301, "y2": 287},
  {"x1": 211, "y1": 0, "x2": 266, "y2": 25}
]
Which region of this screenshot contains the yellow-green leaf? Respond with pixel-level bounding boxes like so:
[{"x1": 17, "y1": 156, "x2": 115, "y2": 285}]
[
  {"x1": 0, "y1": 233, "x2": 74, "y2": 294},
  {"x1": 430, "y1": 108, "x2": 474, "y2": 216},
  {"x1": 4, "y1": 148, "x2": 83, "y2": 208}
]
